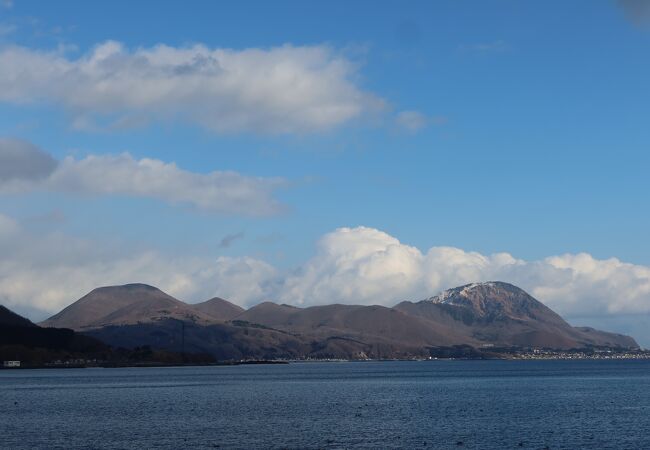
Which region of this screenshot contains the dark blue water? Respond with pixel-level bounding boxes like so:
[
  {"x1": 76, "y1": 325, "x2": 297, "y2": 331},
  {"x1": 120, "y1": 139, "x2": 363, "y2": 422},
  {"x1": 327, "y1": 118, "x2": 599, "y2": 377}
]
[{"x1": 2, "y1": 360, "x2": 650, "y2": 449}]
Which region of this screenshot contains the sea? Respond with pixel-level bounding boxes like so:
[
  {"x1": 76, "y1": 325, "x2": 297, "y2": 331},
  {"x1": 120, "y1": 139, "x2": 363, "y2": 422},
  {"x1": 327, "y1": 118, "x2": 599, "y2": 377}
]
[{"x1": 2, "y1": 360, "x2": 650, "y2": 449}]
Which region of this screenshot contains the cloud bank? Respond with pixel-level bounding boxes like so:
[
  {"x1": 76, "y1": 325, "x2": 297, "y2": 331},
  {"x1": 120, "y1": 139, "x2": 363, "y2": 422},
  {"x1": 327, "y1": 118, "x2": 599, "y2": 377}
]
[
  {"x1": 0, "y1": 139, "x2": 286, "y2": 215},
  {"x1": 0, "y1": 212, "x2": 277, "y2": 317},
  {"x1": 2, "y1": 222, "x2": 649, "y2": 330},
  {"x1": 0, "y1": 41, "x2": 384, "y2": 133}
]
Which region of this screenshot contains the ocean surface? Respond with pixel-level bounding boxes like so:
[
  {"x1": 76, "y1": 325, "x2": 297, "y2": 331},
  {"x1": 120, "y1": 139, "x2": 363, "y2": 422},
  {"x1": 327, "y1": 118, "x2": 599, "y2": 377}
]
[{"x1": 2, "y1": 360, "x2": 650, "y2": 449}]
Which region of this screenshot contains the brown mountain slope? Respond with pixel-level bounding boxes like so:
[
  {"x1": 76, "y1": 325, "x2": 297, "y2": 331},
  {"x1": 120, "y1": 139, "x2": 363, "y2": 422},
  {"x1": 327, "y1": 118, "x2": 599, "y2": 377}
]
[
  {"x1": 85, "y1": 319, "x2": 310, "y2": 361},
  {"x1": 191, "y1": 297, "x2": 246, "y2": 322},
  {"x1": 236, "y1": 302, "x2": 300, "y2": 325},
  {"x1": 40, "y1": 284, "x2": 216, "y2": 330},
  {"x1": 236, "y1": 302, "x2": 476, "y2": 348},
  {"x1": 192, "y1": 297, "x2": 245, "y2": 322}
]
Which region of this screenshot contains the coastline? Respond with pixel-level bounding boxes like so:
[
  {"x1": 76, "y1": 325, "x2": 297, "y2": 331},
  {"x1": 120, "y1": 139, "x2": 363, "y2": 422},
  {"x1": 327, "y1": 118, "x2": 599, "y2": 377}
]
[{"x1": 4, "y1": 350, "x2": 650, "y2": 370}]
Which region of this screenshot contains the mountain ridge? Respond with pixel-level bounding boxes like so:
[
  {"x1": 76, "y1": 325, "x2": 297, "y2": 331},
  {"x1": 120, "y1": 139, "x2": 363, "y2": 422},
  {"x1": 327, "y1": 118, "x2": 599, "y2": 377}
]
[{"x1": 39, "y1": 281, "x2": 639, "y2": 359}]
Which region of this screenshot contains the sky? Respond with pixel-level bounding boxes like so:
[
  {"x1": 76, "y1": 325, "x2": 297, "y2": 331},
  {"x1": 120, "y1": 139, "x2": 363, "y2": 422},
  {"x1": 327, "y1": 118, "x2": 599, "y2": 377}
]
[{"x1": 1, "y1": 0, "x2": 650, "y2": 345}]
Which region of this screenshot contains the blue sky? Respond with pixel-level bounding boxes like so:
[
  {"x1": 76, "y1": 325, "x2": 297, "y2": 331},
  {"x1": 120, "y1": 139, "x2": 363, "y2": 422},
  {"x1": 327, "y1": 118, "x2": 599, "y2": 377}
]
[{"x1": 1, "y1": 0, "x2": 650, "y2": 344}]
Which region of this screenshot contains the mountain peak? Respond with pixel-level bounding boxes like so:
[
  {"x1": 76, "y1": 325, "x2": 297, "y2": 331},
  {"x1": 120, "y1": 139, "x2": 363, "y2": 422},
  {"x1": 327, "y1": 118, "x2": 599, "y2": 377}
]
[
  {"x1": 41, "y1": 283, "x2": 213, "y2": 330},
  {"x1": 421, "y1": 281, "x2": 557, "y2": 323},
  {"x1": 193, "y1": 297, "x2": 245, "y2": 322},
  {"x1": 429, "y1": 281, "x2": 524, "y2": 305},
  {"x1": 93, "y1": 283, "x2": 161, "y2": 293}
]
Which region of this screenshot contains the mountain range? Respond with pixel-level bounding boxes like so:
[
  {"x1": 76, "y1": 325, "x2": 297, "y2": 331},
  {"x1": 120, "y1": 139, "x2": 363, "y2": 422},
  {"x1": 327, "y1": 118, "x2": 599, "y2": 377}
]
[{"x1": 35, "y1": 281, "x2": 638, "y2": 360}]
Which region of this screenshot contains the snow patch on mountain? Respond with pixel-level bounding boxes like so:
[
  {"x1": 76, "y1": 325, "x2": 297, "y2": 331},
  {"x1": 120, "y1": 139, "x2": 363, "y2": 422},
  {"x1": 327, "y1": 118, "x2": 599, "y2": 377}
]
[{"x1": 428, "y1": 281, "x2": 498, "y2": 304}]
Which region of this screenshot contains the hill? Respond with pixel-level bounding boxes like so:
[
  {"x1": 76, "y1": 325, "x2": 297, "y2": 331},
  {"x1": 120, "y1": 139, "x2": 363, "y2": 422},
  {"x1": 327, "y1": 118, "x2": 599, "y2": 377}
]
[
  {"x1": 41, "y1": 283, "x2": 217, "y2": 330},
  {"x1": 193, "y1": 297, "x2": 245, "y2": 322}
]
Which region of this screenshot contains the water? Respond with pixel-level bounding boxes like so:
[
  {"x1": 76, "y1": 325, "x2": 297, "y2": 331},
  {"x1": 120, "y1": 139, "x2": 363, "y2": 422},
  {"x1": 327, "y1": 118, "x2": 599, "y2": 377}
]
[{"x1": 2, "y1": 360, "x2": 650, "y2": 449}]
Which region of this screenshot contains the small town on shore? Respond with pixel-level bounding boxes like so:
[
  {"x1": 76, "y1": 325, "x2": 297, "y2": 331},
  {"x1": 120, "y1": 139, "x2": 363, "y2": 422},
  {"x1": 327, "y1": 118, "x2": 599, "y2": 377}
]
[{"x1": 502, "y1": 348, "x2": 650, "y2": 360}]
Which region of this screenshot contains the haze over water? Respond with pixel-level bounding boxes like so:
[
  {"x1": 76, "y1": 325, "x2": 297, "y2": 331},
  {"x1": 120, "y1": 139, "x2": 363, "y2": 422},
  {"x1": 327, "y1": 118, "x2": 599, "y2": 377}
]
[{"x1": 3, "y1": 360, "x2": 650, "y2": 449}]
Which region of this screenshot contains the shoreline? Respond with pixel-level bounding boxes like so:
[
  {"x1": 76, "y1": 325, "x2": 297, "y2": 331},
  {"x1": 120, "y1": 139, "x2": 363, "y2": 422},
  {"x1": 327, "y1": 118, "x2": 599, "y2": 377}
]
[{"x1": 3, "y1": 353, "x2": 650, "y2": 370}]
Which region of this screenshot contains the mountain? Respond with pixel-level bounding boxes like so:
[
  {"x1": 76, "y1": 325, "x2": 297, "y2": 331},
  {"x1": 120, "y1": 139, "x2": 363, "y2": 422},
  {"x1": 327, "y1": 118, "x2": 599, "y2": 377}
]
[
  {"x1": 193, "y1": 297, "x2": 245, "y2": 322},
  {"x1": 1, "y1": 304, "x2": 109, "y2": 364},
  {"x1": 40, "y1": 281, "x2": 639, "y2": 360},
  {"x1": 235, "y1": 302, "x2": 299, "y2": 325},
  {"x1": 41, "y1": 283, "x2": 217, "y2": 330},
  {"x1": 0, "y1": 305, "x2": 37, "y2": 327},
  {"x1": 394, "y1": 282, "x2": 637, "y2": 349}
]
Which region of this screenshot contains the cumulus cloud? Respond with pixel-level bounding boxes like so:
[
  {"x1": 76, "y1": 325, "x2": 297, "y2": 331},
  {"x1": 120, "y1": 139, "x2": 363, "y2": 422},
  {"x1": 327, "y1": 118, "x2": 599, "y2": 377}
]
[
  {"x1": 280, "y1": 227, "x2": 424, "y2": 305},
  {"x1": 2, "y1": 222, "x2": 650, "y2": 341},
  {"x1": 0, "y1": 140, "x2": 286, "y2": 215},
  {"x1": 0, "y1": 41, "x2": 384, "y2": 133}
]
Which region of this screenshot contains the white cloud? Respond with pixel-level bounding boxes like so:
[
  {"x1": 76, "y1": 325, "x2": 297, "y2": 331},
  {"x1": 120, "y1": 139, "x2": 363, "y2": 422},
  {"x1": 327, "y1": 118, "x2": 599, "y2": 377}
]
[
  {"x1": 0, "y1": 214, "x2": 275, "y2": 315},
  {"x1": 278, "y1": 227, "x2": 650, "y2": 320},
  {"x1": 47, "y1": 153, "x2": 286, "y2": 216},
  {"x1": 0, "y1": 216, "x2": 276, "y2": 315},
  {"x1": 280, "y1": 227, "x2": 424, "y2": 305},
  {"x1": 394, "y1": 110, "x2": 447, "y2": 133},
  {"x1": 0, "y1": 41, "x2": 385, "y2": 134},
  {"x1": 2, "y1": 222, "x2": 650, "y2": 343},
  {"x1": 533, "y1": 253, "x2": 650, "y2": 315},
  {"x1": 0, "y1": 140, "x2": 286, "y2": 216},
  {"x1": 203, "y1": 256, "x2": 278, "y2": 305}
]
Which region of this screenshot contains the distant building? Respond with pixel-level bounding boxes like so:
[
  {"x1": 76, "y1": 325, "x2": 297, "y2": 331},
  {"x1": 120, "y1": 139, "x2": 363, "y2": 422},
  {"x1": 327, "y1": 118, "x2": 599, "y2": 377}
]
[{"x1": 3, "y1": 361, "x2": 20, "y2": 368}]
